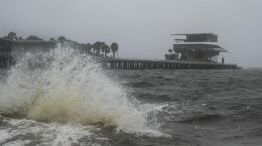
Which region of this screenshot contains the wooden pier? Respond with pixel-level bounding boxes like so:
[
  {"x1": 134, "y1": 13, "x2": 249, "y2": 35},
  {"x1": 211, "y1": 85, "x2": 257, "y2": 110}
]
[{"x1": 102, "y1": 58, "x2": 238, "y2": 69}]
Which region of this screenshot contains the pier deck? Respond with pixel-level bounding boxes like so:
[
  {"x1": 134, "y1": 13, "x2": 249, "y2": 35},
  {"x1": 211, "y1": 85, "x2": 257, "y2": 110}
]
[{"x1": 102, "y1": 58, "x2": 238, "y2": 69}]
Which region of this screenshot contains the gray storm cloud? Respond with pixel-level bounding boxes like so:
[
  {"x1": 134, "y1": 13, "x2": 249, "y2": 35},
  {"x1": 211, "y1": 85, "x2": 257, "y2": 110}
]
[{"x1": 0, "y1": 0, "x2": 261, "y2": 67}]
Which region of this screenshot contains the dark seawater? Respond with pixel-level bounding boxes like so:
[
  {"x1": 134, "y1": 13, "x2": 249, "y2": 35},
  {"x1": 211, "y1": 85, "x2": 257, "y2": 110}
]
[
  {"x1": 107, "y1": 69, "x2": 262, "y2": 146},
  {"x1": 1, "y1": 66, "x2": 262, "y2": 145}
]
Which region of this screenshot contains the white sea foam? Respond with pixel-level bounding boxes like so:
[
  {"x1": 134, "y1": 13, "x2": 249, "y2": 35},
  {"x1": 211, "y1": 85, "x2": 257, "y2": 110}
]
[
  {"x1": 1, "y1": 119, "x2": 96, "y2": 146},
  {"x1": 0, "y1": 47, "x2": 164, "y2": 145}
]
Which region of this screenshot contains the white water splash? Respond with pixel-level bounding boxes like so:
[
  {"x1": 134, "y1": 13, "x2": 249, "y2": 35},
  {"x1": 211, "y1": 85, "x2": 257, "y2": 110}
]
[
  {"x1": 0, "y1": 48, "x2": 163, "y2": 145},
  {"x1": 0, "y1": 119, "x2": 98, "y2": 146}
]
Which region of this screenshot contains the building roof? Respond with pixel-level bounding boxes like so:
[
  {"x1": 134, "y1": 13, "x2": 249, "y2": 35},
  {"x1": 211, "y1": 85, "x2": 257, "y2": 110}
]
[
  {"x1": 171, "y1": 33, "x2": 219, "y2": 43},
  {"x1": 173, "y1": 42, "x2": 228, "y2": 52},
  {"x1": 0, "y1": 37, "x2": 57, "y2": 51},
  {"x1": 171, "y1": 33, "x2": 217, "y2": 36},
  {"x1": 0, "y1": 37, "x2": 56, "y2": 44}
]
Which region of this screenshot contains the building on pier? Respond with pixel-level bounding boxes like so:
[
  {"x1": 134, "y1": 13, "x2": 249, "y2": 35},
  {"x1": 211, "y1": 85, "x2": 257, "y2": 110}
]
[
  {"x1": 166, "y1": 33, "x2": 227, "y2": 63},
  {"x1": 0, "y1": 38, "x2": 56, "y2": 67},
  {"x1": 102, "y1": 33, "x2": 238, "y2": 70}
]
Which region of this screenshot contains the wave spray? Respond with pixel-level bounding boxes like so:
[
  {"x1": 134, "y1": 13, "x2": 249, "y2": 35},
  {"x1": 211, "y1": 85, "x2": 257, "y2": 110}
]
[{"x1": 0, "y1": 48, "x2": 161, "y2": 137}]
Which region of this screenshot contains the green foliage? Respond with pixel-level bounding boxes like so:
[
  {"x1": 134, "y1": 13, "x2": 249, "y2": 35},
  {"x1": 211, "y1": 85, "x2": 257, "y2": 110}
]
[
  {"x1": 26, "y1": 36, "x2": 43, "y2": 40},
  {"x1": 1, "y1": 32, "x2": 118, "y2": 57},
  {"x1": 57, "y1": 36, "x2": 66, "y2": 43},
  {"x1": 111, "y1": 42, "x2": 119, "y2": 58},
  {"x1": 6, "y1": 32, "x2": 17, "y2": 40}
]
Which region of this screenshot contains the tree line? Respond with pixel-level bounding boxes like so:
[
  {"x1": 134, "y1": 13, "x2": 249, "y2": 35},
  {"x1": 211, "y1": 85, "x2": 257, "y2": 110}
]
[
  {"x1": 2, "y1": 32, "x2": 119, "y2": 58},
  {"x1": 57, "y1": 36, "x2": 118, "y2": 58}
]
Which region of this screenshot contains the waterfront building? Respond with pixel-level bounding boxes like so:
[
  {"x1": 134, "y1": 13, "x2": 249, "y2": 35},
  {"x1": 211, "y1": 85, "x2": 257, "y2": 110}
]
[
  {"x1": 0, "y1": 38, "x2": 56, "y2": 67},
  {"x1": 166, "y1": 33, "x2": 227, "y2": 63}
]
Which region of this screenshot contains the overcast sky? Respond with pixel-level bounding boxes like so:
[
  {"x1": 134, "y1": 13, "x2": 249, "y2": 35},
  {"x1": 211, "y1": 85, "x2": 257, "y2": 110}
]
[{"x1": 0, "y1": 0, "x2": 261, "y2": 67}]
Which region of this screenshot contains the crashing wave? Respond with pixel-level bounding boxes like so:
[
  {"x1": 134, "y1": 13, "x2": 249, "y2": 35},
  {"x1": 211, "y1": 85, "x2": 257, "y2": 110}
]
[{"x1": 0, "y1": 48, "x2": 161, "y2": 135}]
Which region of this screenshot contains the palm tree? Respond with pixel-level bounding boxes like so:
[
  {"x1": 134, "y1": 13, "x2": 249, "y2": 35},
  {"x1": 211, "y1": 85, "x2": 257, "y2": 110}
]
[
  {"x1": 105, "y1": 45, "x2": 110, "y2": 57},
  {"x1": 101, "y1": 42, "x2": 105, "y2": 57},
  {"x1": 93, "y1": 41, "x2": 103, "y2": 56},
  {"x1": 6, "y1": 32, "x2": 17, "y2": 40},
  {"x1": 57, "y1": 36, "x2": 66, "y2": 43},
  {"x1": 65, "y1": 39, "x2": 74, "y2": 52},
  {"x1": 57, "y1": 36, "x2": 66, "y2": 48},
  {"x1": 101, "y1": 43, "x2": 110, "y2": 57},
  {"x1": 85, "y1": 43, "x2": 93, "y2": 54},
  {"x1": 26, "y1": 35, "x2": 43, "y2": 40},
  {"x1": 110, "y1": 42, "x2": 118, "y2": 58}
]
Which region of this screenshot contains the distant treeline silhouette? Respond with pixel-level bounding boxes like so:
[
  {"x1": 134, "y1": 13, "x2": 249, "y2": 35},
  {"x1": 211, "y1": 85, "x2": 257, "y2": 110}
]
[{"x1": 2, "y1": 32, "x2": 119, "y2": 58}]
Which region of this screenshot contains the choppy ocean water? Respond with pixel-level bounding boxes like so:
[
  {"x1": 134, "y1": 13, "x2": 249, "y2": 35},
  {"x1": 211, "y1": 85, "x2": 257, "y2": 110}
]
[
  {"x1": 111, "y1": 69, "x2": 262, "y2": 146},
  {"x1": 0, "y1": 50, "x2": 262, "y2": 146}
]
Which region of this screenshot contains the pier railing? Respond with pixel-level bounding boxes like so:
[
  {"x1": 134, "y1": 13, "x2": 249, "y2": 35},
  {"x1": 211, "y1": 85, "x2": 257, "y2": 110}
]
[{"x1": 103, "y1": 57, "x2": 237, "y2": 66}]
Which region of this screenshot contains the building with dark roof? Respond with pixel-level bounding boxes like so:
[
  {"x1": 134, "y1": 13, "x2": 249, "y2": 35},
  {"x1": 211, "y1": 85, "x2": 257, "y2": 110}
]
[{"x1": 166, "y1": 33, "x2": 227, "y2": 63}]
